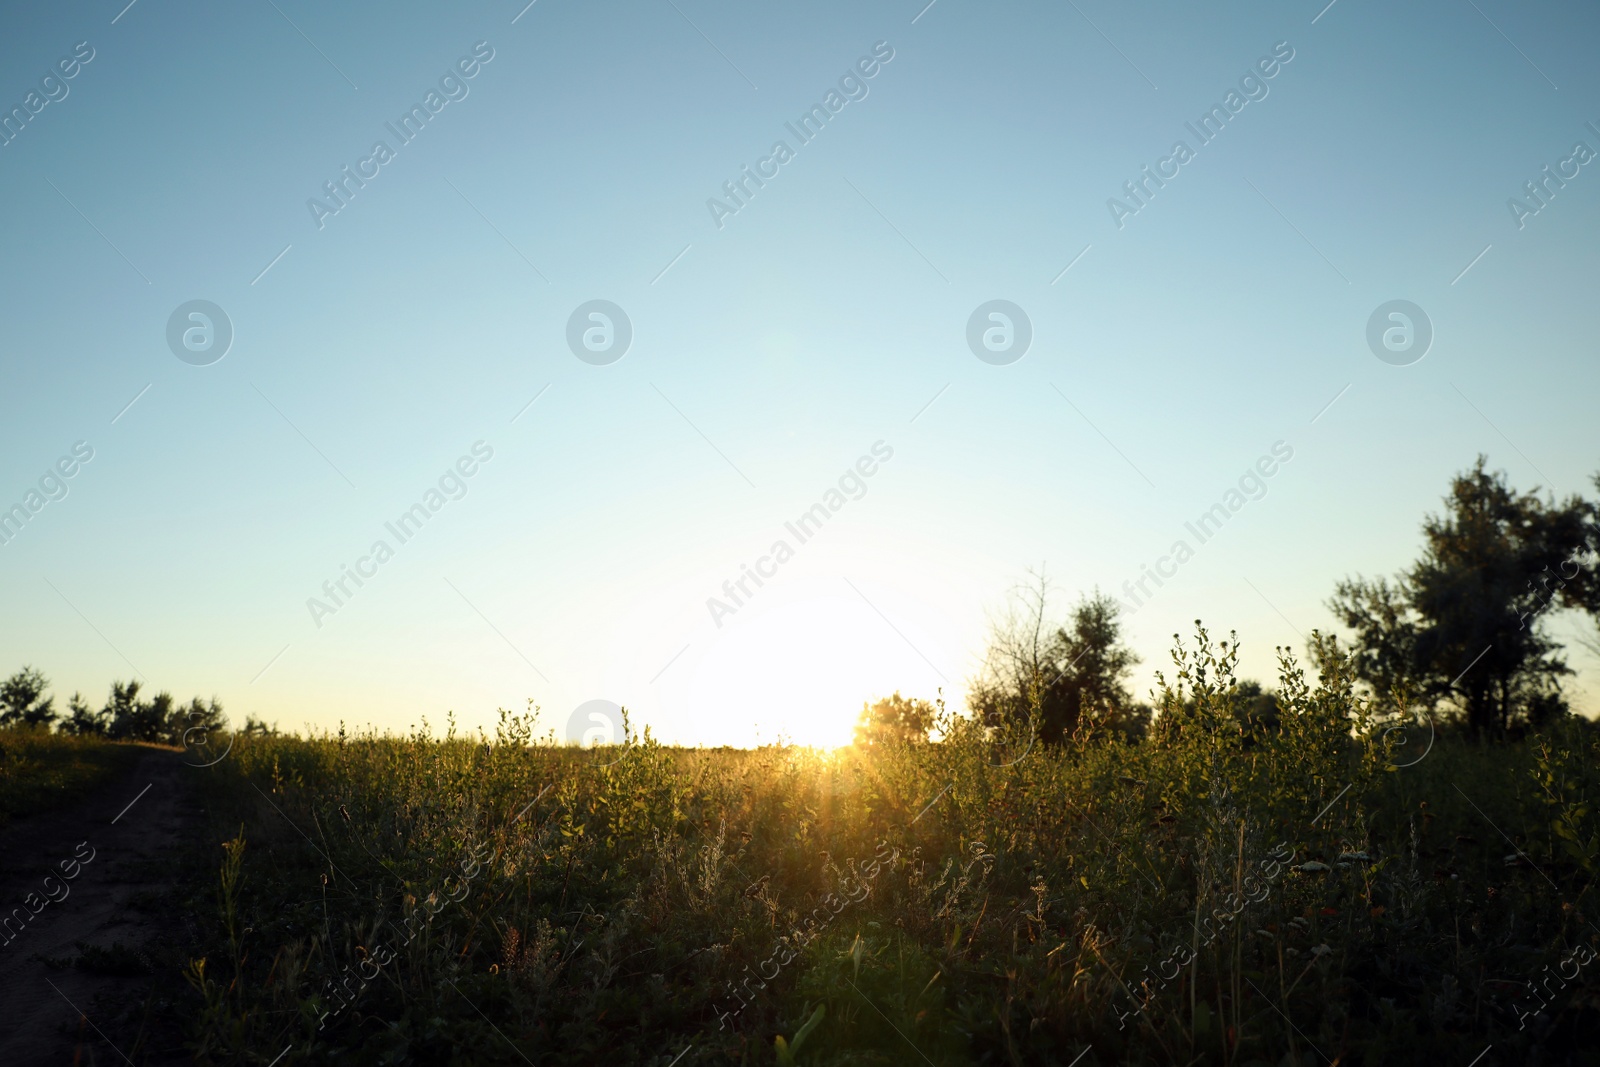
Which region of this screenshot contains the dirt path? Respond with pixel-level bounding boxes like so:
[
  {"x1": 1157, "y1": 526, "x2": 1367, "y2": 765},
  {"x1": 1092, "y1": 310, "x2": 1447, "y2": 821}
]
[{"x1": 0, "y1": 745, "x2": 196, "y2": 1064}]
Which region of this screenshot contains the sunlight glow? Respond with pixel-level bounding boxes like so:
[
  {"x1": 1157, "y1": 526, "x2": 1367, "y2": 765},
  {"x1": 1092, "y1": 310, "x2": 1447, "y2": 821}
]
[{"x1": 681, "y1": 585, "x2": 938, "y2": 749}]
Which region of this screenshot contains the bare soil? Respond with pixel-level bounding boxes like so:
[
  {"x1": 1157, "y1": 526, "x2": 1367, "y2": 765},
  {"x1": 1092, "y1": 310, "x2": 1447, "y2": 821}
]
[{"x1": 0, "y1": 745, "x2": 197, "y2": 1065}]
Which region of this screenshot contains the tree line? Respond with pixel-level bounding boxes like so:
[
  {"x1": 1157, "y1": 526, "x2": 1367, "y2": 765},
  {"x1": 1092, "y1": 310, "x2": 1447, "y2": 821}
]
[
  {"x1": 0, "y1": 667, "x2": 275, "y2": 743},
  {"x1": 9, "y1": 454, "x2": 1597, "y2": 751},
  {"x1": 857, "y1": 456, "x2": 1600, "y2": 746}
]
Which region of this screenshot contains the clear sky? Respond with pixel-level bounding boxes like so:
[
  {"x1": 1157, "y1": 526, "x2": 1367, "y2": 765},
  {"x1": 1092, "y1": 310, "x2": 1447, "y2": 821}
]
[{"x1": 2, "y1": 0, "x2": 1597, "y2": 748}]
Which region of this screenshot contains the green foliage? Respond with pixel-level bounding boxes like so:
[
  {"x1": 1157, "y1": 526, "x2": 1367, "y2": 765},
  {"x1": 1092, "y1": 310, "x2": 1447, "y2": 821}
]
[
  {"x1": 78, "y1": 679, "x2": 230, "y2": 745},
  {"x1": 164, "y1": 636, "x2": 1600, "y2": 1065},
  {"x1": 60, "y1": 690, "x2": 109, "y2": 735},
  {"x1": 1, "y1": 662, "x2": 247, "y2": 751},
  {"x1": 969, "y1": 573, "x2": 1145, "y2": 746},
  {"x1": 853, "y1": 693, "x2": 936, "y2": 746},
  {"x1": 1534, "y1": 732, "x2": 1600, "y2": 882},
  {"x1": 774, "y1": 1002, "x2": 824, "y2": 1065},
  {"x1": 103, "y1": 681, "x2": 168, "y2": 741},
  {"x1": 0, "y1": 666, "x2": 56, "y2": 728},
  {"x1": 0, "y1": 723, "x2": 134, "y2": 824},
  {"x1": 1327, "y1": 456, "x2": 1595, "y2": 737}
]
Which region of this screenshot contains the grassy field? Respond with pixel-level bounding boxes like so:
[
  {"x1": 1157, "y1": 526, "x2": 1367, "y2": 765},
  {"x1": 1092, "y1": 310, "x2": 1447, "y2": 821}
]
[
  {"x1": 143, "y1": 633, "x2": 1600, "y2": 1066},
  {"x1": 0, "y1": 726, "x2": 141, "y2": 826}
]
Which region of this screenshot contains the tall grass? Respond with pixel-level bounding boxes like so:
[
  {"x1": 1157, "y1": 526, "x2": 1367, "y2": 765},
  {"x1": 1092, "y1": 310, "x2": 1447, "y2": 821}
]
[
  {"x1": 0, "y1": 724, "x2": 139, "y2": 826},
  {"x1": 178, "y1": 631, "x2": 1600, "y2": 1065}
]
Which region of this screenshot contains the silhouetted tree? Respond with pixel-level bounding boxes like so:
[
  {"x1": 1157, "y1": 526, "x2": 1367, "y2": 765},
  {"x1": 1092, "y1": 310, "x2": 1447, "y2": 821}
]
[
  {"x1": 173, "y1": 696, "x2": 227, "y2": 747},
  {"x1": 1560, "y1": 470, "x2": 1600, "y2": 661},
  {"x1": 0, "y1": 666, "x2": 56, "y2": 728},
  {"x1": 240, "y1": 714, "x2": 277, "y2": 737},
  {"x1": 853, "y1": 692, "x2": 936, "y2": 745},
  {"x1": 60, "y1": 692, "x2": 109, "y2": 736},
  {"x1": 970, "y1": 572, "x2": 1141, "y2": 746},
  {"x1": 1052, "y1": 592, "x2": 1143, "y2": 740},
  {"x1": 0, "y1": 666, "x2": 235, "y2": 743},
  {"x1": 1325, "y1": 457, "x2": 1593, "y2": 738},
  {"x1": 1319, "y1": 577, "x2": 1421, "y2": 702},
  {"x1": 102, "y1": 681, "x2": 175, "y2": 742}
]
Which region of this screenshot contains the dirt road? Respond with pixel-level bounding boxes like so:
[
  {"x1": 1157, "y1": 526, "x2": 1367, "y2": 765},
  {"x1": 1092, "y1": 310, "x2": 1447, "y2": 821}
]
[{"x1": 0, "y1": 745, "x2": 196, "y2": 1064}]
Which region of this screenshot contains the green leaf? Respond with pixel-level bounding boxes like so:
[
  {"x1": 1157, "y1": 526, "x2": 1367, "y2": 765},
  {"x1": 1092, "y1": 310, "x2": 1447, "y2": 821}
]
[
  {"x1": 791, "y1": 1003, "x2": 826, "y2": 1058},
  {"x1": 776, "y1": 1004, "x2": 826, "y2": 1065}
]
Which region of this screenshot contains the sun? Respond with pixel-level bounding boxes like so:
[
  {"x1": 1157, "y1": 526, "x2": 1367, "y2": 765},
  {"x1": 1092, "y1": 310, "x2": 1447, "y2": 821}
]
[{"x1": 677, "y1": 578, "x2": 950, "y2": 749}]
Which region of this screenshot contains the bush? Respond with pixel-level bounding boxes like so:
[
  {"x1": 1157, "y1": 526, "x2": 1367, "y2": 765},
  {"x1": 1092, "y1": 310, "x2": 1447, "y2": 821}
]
[{"x1": 166, "y1": 632, "x2": 1600, "y2": 1065}]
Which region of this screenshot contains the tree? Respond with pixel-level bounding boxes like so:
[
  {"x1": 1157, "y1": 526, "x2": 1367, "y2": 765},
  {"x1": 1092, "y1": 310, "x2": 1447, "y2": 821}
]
[
  {"x1": 969, "y1": 569, "x2": 1057, "y2": 741},
  {"x1": 1325, "y1": 457, "x2": 1592, "y2": 738},
  {"x1": 969, "y1": 571, "x2": 1142, "y2": 746},
  {"x1": 1235, "y1": 679, "x2": 1280, "y2": 736},
  {"x1": 173, "y1": 696, "x2": 227, "y2": 748},
  {"x1": 102, "y1": 681, "x2": 176, "y2": 742},
  {"x1": 1322, "y1": 577, "x2": 1421, "y2": 704},
  {"x1": 0, "y1": 667, "x2": 56, "y2": 728},
  {"x1": 0, "y1": 667, "x2": 237, "y2": 743},
  {"x1": 854, "y1": 692, "x2": 936, "y2": 746},
  {"x1": 60, "y1": 692, "x2": 109, "y2": 736},
  {"x1": 1561, "y1": 470, "x2": 1600, "y2": 661},
  {"x1": 240, "y1": 714, "x2": 277, "y2": 737},
  {"x1": 1051, "y1": 591, "x2": 1143, "y2": 740}
]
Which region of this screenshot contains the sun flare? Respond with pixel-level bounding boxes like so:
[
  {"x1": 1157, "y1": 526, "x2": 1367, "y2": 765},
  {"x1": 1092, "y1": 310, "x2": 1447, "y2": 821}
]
[{"x1": 680, "y1": 584, "x2": 947, "y2": 749}]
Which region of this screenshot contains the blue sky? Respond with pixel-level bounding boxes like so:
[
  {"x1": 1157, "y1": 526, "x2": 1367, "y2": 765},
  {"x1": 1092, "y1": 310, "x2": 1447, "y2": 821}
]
[{"x1": 2, "y1": 0, "x2": 1597, "y2": 747}]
